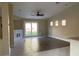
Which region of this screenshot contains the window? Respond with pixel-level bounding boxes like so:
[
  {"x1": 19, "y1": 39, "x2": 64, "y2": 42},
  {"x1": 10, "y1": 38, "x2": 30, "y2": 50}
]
[
  {"x1": 50, "y1": 21, "x2": 53, "y2": 26},
  {"x1": 62, "y1": 19, "x2": 66, "y2": 26},
  {"x1": 55, "y1": 20, "x2": 58, "y2": 26}
]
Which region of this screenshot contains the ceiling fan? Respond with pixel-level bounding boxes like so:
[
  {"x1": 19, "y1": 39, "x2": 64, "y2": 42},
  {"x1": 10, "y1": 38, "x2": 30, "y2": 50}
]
[
  {"x1": 31, "y1": 2, "x2": 60, "y2": 17},
  {"x1": 32, "y1": 10, "x2": 44, "y2": 16},
  {"x1": 56, "y1": 2, "x2": 60, "y2": 4}
]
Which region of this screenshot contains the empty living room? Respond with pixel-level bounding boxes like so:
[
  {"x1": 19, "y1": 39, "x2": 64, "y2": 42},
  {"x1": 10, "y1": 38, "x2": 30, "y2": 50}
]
[{"x1": 0, "y1": 1, "x2": 79, "y2": 57}]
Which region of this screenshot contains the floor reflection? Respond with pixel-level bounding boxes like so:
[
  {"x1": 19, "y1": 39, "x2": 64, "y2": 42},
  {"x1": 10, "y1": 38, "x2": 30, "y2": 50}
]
[
  {"x1": 31, "y1": 37, "x2": 39, "y2": 52},
  {"x1": 11, "y1": 37, "x2": 70, "y2": 56},
  {"x1": 24, "y1": 37, "x2": 39, "y2": 55}
]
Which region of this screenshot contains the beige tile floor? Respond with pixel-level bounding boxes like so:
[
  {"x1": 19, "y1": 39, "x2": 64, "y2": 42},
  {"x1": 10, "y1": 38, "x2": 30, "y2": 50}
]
[{"x1": 11, "y1": 37, "x2": 70, "y2": 56}]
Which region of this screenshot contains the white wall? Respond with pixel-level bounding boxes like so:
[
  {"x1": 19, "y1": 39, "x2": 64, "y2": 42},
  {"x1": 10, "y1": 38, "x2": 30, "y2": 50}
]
[
  {"x1": 70, "y1": 40, "x2": 79, "y2": 56},
  {"x1": 48, "y1": 3, "x2": 79, "y2": 38}
]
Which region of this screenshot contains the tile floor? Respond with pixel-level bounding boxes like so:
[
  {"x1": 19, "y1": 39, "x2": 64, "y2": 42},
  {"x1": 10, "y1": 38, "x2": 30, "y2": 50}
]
[{"x1": 11, "y1": 37, "x2": 70, "y2": 56}]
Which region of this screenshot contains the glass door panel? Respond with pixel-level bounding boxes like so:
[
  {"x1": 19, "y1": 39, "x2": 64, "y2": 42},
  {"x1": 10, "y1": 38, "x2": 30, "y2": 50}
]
[
  {"x1": 32, "y1": 23, "x2": 38, "y2": 36},
  {"x1": 25, "y1": 22, "x2": 38, "y2": 36},
  {"x1": 25, "y1": 23, "x2": 32, "y2": 36}
]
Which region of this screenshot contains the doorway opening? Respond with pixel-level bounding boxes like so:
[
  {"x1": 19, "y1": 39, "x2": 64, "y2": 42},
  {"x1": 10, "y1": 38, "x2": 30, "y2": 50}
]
[{"x1": 24, "y1": 22, "x2": 38, "y2": 37}]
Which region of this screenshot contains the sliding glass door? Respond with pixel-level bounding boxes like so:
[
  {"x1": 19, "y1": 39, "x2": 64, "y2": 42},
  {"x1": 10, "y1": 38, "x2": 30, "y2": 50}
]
[
  {"x1": 25, "y1": 23, "x2": 31, "y2": 36},
  {"x1": 25, "y1": 22, "x2": 38, "y2": 37},
  {"x1": 31, "y1": 22, "x2": 38, "y2": 36}
]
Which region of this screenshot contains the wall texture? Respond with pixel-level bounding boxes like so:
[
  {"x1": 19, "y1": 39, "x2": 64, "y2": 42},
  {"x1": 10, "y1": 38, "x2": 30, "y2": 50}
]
[
  {"x1": 0, "y1": 17, "x2": 2, "y2": 39},
  {"x1": 1, "y1": 3, "x2": 11, "y2": 55},
  {"x1": 48, "y1": 3, "x2": 79, "y2": 38}
]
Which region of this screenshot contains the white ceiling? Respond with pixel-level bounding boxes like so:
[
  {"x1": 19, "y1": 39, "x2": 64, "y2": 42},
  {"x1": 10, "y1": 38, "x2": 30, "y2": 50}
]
[{"x1": 12, "y1": 2, "x2": 76, "y2": 20}]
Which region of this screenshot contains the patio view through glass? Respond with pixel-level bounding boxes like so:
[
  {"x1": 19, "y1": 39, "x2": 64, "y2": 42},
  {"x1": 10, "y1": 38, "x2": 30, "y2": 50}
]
[{"x1": 25, "y1": 22, "x2": 38, "y2": 36}]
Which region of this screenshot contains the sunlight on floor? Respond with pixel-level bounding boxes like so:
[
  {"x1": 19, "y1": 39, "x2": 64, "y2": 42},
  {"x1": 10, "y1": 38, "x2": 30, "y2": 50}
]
[
  {"x1": 24, "y1": 37, "x2": 39, "y2": 55},
  {"x1": 31, "y1": 38, "x2": 39, "y2": 51}
]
